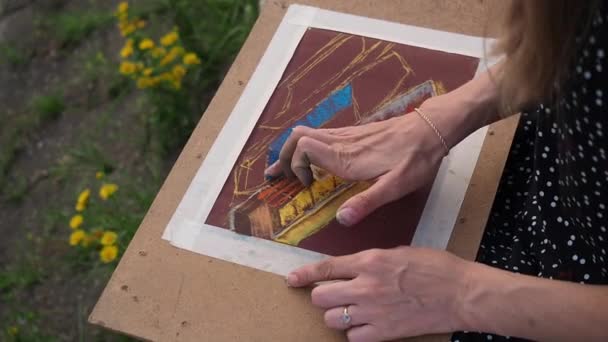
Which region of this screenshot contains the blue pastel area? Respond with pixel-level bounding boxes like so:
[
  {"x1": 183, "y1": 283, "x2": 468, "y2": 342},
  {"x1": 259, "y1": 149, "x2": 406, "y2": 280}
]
[{"x1": 267, "y1": 84, "x2": 353, "y2": 165}]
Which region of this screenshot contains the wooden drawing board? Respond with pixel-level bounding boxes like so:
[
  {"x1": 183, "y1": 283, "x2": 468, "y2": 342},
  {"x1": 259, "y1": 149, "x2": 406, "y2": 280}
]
[{"x1": 90, "y1": 1, "x2": 517, "y2": 341}]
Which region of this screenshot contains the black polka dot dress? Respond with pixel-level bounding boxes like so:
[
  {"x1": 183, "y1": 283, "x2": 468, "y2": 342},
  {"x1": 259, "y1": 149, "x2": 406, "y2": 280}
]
[{"x1": 452, "y1": 4, "x2": 607, "y2": 342}]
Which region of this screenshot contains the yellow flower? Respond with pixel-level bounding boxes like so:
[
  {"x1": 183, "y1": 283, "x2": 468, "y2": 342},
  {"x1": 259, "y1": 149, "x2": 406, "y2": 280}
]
[
  {"x1": 120, "y1": 42, "x2": 133, "y2": 58},
  {"x1": 183, "y1": 53, "x2": 201, "y2": 65},
  {"x1": 139, "y1": 38, "x2": 155, "y2": 50},
  {"x1": 119, "y1": 61, "x2": 137, "y2": 75},
  {"x1": 119, "y1": 23, "x2": 136, "y2": 37},
  {"x1": 160, "y1": 31, "x2": 179, "y2": 46},
  {"x1": 160, "y1": 46, "x2": 184, "y2": 66},
  {"x1": 100, "y1": 245, "x2": 119, "y2": 263},
  {"x1": 150, "y1": 47, "x2": 166, "y2": 58},
  {"x1": 96, "y1": 171, "x2": 104, "y2": 179},
  {"x1": 170, "y1": 46, "x2": 185, "y2": 55},
  {"x1": 117, "y1": 2, "x2": 128, "y2": 14},
  {"x1": 7, "y1": 326, "x2": 18, "y2": 336},
  {"x1": 172, "y1": 64, "x2": 186, "y2": 79},
  {"x1": 69, "y1": 230, "x2": 86, "y2": 246},
  {"x1": 75, "y1": 201, "x2": 86, "y2": 212},
  {"x1": 136, "y1": 77, "x2": 154, "y2": 89},
  {"x1": 77, "y1": 189, "x2": 90, "y2": 205},
  {"x1": 99, "y1": 183, "x2": 119, "y2": 200},
  {"x1": 136, "y1": 20, "x2": 146, "y2": 29},
  {"x1": 101, "y1": 231, "x2": 118, "y2": 246},
  {"x1": 143, "y1": 68, "x2": 153, "y2": 76},
  {"x1": 159, "y1": 72, "x2": 173, "y2": 82},
  {"x1": 69, "y1": 215, "x2": 84, "y2": 230}
]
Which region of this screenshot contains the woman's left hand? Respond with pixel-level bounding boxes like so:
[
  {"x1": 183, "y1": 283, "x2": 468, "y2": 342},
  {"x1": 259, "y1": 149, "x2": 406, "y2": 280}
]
[{"x1": 287, "y1": 246, "x2": 473, "y2": 342}]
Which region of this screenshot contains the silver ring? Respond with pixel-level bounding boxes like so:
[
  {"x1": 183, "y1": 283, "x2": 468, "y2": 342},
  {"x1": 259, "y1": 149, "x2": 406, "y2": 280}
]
[{"x1": 341, "y1": 306, "x2": 352, "y2": 326}]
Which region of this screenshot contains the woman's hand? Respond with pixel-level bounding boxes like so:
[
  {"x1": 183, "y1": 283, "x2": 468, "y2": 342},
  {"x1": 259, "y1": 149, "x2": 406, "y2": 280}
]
[
  {"x1": 264, "y1": 112, "x2": 447, "y2": 227},
  {"x1": 286, "y1": 246, "x2": 472, "y2": 342},
  {"x1": 264, "y1": 65, "x2": 507, "y2": 227}
]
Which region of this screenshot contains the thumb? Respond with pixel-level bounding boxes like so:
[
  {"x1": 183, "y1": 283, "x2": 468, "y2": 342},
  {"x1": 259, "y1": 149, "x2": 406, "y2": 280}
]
[{"x1": 336, "y1": 175, "x2": 403, "y2": 227}]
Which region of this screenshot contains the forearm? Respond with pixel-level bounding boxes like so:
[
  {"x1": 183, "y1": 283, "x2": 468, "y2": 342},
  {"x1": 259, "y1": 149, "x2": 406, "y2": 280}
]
[
  {"x1": 459, "y1": 261, "x2": 608, "y2": 341},
  {"x1": 419, "y1": 62, "x2": 512, "y2": 149}
]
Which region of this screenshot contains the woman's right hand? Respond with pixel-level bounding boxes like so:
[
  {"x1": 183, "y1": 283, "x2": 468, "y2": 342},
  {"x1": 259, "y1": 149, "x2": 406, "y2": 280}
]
[{"x1": 263, "y1": 107, "x2": 449, "y2": 227}]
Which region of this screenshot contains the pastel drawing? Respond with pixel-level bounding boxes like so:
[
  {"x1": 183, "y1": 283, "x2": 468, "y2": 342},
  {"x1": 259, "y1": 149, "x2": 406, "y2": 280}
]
[{"x1": 205, "y1": 28, "x2": 480, "y2": 256}]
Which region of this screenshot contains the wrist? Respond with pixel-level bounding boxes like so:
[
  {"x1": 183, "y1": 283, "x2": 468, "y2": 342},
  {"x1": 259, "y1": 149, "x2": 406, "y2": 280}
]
[
  {"x1": 418, "y1": 66, "x2": 503, "y2": 149},
  {"x1": 457, "y1": 261, "x2": 522, "y2": 335},
  {"x1": 451, "y1": 260, "x2": 484, "y2": 332}
]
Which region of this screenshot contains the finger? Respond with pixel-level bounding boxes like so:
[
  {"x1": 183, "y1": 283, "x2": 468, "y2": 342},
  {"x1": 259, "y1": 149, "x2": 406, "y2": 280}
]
[
  {"x1": 347, "y1": 325, "x2": 382, "y2": 342},
  {"x1": 324, "y1": 305, "x2": 369, "y2": 330},
  {"x1": 311, "y1": 280, "x2": 361, "y2": 309},
  {"x1": 264, "y1": 161, "x2": 282, "y2": 178},
  {"x1": 291, "y1": 137, "x2": 344, "y2": 186},
  {"x1": 336, "y1": 174, "x2": 403, "y2": 227},
  {"x1": 287, "y1": 255, "x2": 359, "y2": 287},
  {"x1": 279, "y1": 126, "x2": 335, "y2": 179}
]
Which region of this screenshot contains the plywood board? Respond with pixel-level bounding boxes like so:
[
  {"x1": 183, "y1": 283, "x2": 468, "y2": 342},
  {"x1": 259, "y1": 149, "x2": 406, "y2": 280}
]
[{"x1": 89, "y1": 1, "x2": 516, "y2": 341}]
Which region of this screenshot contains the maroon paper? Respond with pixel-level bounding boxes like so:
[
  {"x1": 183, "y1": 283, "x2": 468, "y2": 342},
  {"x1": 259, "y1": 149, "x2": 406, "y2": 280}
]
[{"x1": 206, "y1": 28, "x2": 479, "y2": 256}]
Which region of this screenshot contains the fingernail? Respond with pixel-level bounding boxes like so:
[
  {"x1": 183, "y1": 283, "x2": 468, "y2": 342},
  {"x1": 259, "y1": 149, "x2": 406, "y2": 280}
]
[
  {"x1": 336, "y1": 208, "x2": 356, "y2": 227},
  {"x1": 287, "y1": 273, "x2": 299, "y2": 286}
]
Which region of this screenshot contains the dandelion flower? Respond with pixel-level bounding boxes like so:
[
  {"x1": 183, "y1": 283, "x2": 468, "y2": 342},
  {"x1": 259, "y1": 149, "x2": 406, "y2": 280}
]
[
  {"x1": 117, "y1": 2, "x2": 128, "y2": 14},
  {"x1": 99, "y1": 183, "x2": 119, "y2": 200},
  {"x1": 136, "y1": 20, "x2": 146, "y2": 29},
  {"x1": 161, "y1": 31, "x2": 179, "y2": 46},
  {"x1": 143, "y1": 68, "x2": 153, "y2": 76},
  {"x1": 100, "y1": 245, "x2": 119, "y2": 263},
  {"x1": 172, "y1": 64, "x2": 186, "y2": 79},
  {"x1": 160, "y1": 46, "x2": 184, "y2": 66},
  {"x1": 77, "y1": 189, "x2": 90, "y2": 205},
  {"x1": 139, "y1": 38, "x2": 155, "y2": 50},
  {"x1": 150, "y1": 47, "x2": 167, "y2": 58},
  {"x1": 75, "y1": 201, "x2": 86, "y2": 212},
  {"x1": 136, "y1": 77, "x2": 154, "y2": 89},
  {"x1": 120, "y1": 42, "x2": 133, "y2": 58},
  {"x1": 183, "y1": 53, "x2": 201, "y2": 65},
  {"x1": 96, "y1": 171, "x2": 105, "y2": 179},
  {"x1": 170, "y1": 46, "x2": 185, "y2": 55},
  {"x1": 69, "y1": 230, "x2": 86, "y2": 246},
  {"x1": 101, "y1": 231, "x2": 118, "y2": 246},
  {"x1": 120, "y1": 23, "x2": 136, "y2": 37},
  {"x1": 119, "y1": 61, "x2": 137, "y2": 75},
  {"x1": 70, "y1": 214, "x2": 84, "y2": 230}
]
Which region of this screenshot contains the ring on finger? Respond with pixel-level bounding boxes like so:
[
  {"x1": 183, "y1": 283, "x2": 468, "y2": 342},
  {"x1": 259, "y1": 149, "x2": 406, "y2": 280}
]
[{"x1": 341, "y1": 306, "x2": 352, "y2": 326}]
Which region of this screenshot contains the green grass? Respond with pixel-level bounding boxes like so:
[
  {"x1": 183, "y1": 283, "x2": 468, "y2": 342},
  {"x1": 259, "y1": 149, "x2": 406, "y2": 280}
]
[
  {"x1": 0, "y1": 42, "x2": 29, "y2": 67},
  {"x1": 45, "y1": 11, "x2": 114, "y2": 47},
  {"x1": 31, "y1": 94, "x2": 65, "y2": 121},
  {"x1": 170, "y1": 0, "x2": 259, "y2": 88},
  {"x1": 2, "y1": 310, "x2": 57, "y2": 342}
]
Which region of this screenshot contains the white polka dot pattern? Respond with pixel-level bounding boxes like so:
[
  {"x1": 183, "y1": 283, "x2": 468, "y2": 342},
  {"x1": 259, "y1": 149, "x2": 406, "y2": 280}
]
[{"x1": 453, "y1": 4, "x2": 607, "y2": 341}]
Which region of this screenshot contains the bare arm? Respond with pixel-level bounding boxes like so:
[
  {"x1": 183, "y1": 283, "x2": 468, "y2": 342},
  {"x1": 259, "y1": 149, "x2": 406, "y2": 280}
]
[
  {"x1": 419, "y1": 62, "x2": 510, "y2": 149},
  {"x1": 461, "y1": 261, "x2": 608, "y2": 341}
]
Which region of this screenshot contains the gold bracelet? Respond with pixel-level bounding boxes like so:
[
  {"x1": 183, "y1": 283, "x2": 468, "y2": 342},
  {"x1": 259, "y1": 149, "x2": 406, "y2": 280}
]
[{"x1": 414, "y1": 107, "x2": 450, "y2": 156}]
